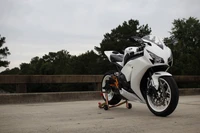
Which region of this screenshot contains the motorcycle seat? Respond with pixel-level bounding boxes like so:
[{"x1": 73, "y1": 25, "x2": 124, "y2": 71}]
[{"x1": 110, "y1": 53, "x2": 123, "y2": 62}]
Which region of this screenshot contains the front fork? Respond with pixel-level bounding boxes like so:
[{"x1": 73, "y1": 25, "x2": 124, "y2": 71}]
[
  {"x1": 151, "y1": 72, "x2": 172, "y2": 90},
  {"x1": 147, "y1": 77, "x2": 157, "y2": 96},
  {"x1": 147, "y1": 71, "x2": 172, "y2": 106},
  {"x1": 147, "y1": 71, "x2": 172, "y2": 95}
]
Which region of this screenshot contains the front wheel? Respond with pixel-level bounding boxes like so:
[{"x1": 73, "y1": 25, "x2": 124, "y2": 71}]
[{"x1": 146, "y1": 76, "x2": 179, "y2": 117}]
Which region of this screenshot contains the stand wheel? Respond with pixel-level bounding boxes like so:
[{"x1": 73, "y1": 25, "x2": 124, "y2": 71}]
[
  {"x1": 127, "y1": 103, "x2": 132, "y2": 109},
  {"x1": 98, "y1": 102, "x2": 102, "y2": 108},
  {"x1": 104, "y1": 105, "x2": 109, "y2": 110}
]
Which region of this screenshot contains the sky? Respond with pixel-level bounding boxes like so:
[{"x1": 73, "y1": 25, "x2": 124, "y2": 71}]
[{"x1": 0, "y1": 0, "x2": 200, "y2": 71}]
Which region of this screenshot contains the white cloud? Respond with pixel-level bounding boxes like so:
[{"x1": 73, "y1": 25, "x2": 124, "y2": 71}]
[{"x1": 0, "y1": 0, "x2": 200, "y2": 71}]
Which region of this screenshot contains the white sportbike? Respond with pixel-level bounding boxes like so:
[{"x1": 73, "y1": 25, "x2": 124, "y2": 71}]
[{"x1": 101, "y1": 35, "x2": 179, "y2": 117}]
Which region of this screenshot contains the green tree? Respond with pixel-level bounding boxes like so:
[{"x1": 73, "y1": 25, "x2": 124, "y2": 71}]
[
  {"x1": 41, "y1": 50, "x2": 72, "y2": 74},
  {"x1": 165, "y1": 17, "x2": 200, "y2": 75},
  {"x1": 0, "y1": 67, "x2": 20, "y2": 74},
  {"x1": 19, "y1": 63, "x2": 33, "y2": 74},
  {"x1": 18, "y1": 50, "x2": 73, "y2": 75},
  {"x1": 70, "y1": 50, "x2": 101, "y2": 74},
  {"x1": 95, "y1": 19, "x2": 151, "y2": 56},
  {"x1": 0, "y1": 35, "x2": 10, "y2": 67},
  {"x1": 94, "y1": 19, "x2": 151, "y2": 74}
]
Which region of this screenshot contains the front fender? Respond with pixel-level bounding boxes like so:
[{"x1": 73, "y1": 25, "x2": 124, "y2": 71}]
[{"x1": 151, "y1": 72, "x2": 172, "y2": 90}]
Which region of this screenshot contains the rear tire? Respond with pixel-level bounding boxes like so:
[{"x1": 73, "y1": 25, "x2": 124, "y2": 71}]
[
  {"x1": 146, "y1": 76, "x2": 179, "y2": 117},
  {"x1": 101, "y1": 71, "x2": 121, "y2": 105}
]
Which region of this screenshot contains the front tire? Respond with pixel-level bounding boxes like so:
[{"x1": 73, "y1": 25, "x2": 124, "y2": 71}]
[
  {"x1": 101, "y1": 71, "x2": 121, "y2": 105},
  {"x1": 146, "y1": 76, "x2": 179, "y2": 117}
]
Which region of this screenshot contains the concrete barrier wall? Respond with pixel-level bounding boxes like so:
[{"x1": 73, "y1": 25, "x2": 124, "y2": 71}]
[
  {"x1": 0, "y1": 91, "x2": 102, "y2": 104},
  {"x1": 178, "y1": 88, "x2": 200, "y2": 96},
  {"x1": 0, "y1": 89, "x2": 200, "y2": 104}
]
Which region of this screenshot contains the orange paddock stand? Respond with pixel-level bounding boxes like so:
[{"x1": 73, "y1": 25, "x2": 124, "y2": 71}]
[{"x1": 98, "y1": 92, "x2": 132, "y2": 110}]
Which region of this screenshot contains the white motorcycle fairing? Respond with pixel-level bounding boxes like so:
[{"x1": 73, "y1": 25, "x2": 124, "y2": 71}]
[{"x1": 104, "y1": 35, "x2": 173, "y2": 103}]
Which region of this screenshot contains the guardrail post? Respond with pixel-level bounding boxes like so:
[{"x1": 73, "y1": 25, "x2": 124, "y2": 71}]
[
  {"x1": 16, "y1": 84, "x2": 27, "y2": 93},
  {"x1": 95, "y1": 82, "x2": 101, "y2": 91}
]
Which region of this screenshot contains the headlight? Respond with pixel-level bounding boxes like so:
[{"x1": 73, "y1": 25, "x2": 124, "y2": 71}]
[
  {"x1": 168, "y1": 52, "x2": 173, "y2": 66},
  {"x1": 147, "y1": 50, "x2": 164, "y2": 64}
]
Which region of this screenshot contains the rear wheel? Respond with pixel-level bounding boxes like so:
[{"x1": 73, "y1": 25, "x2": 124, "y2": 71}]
[
  {"x1": 146, "y1": 76, "x2": 179, "y2": 117},
  {"x1": 101, "y1": 71, "x2": 121, "y2": 105}
]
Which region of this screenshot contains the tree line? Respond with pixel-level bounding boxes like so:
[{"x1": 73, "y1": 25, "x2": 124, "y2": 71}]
[{"x1": 0, "y1": 17, "x2": 200, "y2": 92}]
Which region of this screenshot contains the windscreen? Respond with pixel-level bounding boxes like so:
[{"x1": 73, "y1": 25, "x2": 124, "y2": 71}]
[{"x1": 142, "y1": 35, "x2": 164, "y2": 49}]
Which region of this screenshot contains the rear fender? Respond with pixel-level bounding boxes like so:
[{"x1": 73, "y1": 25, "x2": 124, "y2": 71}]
[{"x1": 104, "y1": 51, "x2": 114, "y2": 62}]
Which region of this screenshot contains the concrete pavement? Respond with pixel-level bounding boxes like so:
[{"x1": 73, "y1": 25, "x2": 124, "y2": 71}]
[{"x1": 0, "y1": 95, "x2": 200, "y2": 133}]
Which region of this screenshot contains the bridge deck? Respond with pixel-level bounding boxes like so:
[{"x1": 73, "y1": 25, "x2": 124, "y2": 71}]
[{"x1": 0, "y1": 95, "x2": 200, "y2": 133}]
